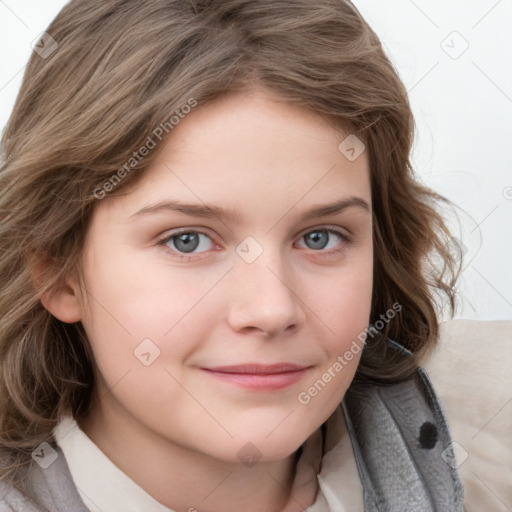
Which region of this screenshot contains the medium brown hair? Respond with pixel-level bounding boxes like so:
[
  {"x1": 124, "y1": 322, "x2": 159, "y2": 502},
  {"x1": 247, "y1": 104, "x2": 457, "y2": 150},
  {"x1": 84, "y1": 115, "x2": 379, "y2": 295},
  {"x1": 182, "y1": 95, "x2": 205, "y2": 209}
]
[{"x1": 0, "y1": 0, "x2": 462, "y2": 504}]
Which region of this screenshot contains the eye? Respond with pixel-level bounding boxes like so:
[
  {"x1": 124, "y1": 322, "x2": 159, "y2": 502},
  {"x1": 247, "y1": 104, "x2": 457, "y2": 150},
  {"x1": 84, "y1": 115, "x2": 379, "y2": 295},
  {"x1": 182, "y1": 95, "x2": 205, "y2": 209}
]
[
  {"x1": 159, "y1": 230, "x2": 215, "y2": 255},
  {"x1": 296, "y1": 228, "x2": 349, "y2": 254},
  {"x1": 157, "y1": 226, "x2": 351, "y2": 260}
]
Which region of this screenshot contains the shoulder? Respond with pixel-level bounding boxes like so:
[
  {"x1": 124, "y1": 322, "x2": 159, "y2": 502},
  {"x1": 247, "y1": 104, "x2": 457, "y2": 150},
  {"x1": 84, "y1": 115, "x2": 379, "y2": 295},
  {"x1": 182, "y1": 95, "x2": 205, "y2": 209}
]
[
  {"x1": 422, "y1": 319, "x2": 512, "y2": 512},
  {"x1": 0, "y1": 444, "x2": 89, "y2": 512}
]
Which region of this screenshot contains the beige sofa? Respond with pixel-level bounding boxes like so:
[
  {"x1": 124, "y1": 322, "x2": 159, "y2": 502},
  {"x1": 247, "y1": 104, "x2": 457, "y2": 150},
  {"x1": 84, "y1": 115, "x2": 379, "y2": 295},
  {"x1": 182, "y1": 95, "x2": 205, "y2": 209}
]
[{"x1": 422, "y1": 319, "x2": 512, "y2": 511}]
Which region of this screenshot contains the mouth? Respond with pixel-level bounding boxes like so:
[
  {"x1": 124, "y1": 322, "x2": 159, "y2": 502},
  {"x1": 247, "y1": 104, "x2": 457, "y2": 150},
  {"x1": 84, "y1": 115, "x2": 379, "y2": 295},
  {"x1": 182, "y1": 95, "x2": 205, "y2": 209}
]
[{"x1": 200, "y1": 363, "x2": 312, "y2": 391}]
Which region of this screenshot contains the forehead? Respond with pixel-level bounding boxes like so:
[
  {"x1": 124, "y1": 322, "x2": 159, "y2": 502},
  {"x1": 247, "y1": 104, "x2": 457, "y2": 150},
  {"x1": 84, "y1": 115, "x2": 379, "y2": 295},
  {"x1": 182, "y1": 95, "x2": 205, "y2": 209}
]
[{"x1": 103, "y1": 91, "x2": 371, "y2": 221}]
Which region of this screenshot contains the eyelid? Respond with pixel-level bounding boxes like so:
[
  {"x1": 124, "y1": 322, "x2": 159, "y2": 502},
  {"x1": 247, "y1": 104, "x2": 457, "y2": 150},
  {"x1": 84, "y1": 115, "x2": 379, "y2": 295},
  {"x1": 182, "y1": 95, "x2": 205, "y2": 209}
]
[
  {"x1": 295, "y1": 223, "x2": 351, "y2": 240},
  {"x1": 157, "y1": 227, "x2": 218, "y2": 251},
  {"x1": 294, "y1": 226, "x2": 352, "y2": 252},
  {"x1": 157, "y1": 225, "x2": 352, "y2": 258}
]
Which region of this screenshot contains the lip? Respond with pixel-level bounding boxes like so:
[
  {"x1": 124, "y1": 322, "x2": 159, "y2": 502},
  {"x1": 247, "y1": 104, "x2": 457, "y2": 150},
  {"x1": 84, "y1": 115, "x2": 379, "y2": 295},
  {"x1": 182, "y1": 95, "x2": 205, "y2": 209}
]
[{"x1": 200, "y1": 363, "x2": 311, "y2": 391}]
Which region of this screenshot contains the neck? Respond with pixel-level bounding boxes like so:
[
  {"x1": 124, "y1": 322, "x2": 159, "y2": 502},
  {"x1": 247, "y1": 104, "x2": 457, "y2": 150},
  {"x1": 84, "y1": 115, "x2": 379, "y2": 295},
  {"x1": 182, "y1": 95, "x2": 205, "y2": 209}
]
[{"x1": 77, "y1": 389, "x2": 316, "y2": 512}]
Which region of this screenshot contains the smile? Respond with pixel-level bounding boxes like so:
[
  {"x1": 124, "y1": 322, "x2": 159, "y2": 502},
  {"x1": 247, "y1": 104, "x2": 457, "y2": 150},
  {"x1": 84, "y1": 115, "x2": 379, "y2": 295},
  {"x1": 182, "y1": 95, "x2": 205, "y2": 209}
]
[{"x1": 200, "y1": 364, "x2": 312, "y2": 391}]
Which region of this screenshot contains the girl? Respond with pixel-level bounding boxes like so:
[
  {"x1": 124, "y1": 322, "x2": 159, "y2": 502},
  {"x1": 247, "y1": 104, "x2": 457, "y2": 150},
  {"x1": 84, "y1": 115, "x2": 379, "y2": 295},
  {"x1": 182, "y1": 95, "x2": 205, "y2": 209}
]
[{"x1": 0, "y1": 0, "x2": 465, "y2": 510}]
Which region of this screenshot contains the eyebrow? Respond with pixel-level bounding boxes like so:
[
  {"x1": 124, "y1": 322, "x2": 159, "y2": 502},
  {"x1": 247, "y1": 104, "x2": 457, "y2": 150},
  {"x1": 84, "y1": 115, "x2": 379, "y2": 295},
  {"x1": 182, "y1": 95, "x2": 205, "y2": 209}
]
[{"x1": 130, "y1": 196, "x2": 370, "y2": 224}]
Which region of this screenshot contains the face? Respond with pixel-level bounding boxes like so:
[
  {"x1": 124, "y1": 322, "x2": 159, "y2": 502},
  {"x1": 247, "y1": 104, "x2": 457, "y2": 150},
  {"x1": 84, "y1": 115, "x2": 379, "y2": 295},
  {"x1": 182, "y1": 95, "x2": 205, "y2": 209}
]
[{"x1": 75, "y1": 90, "x2": 373, "y2": 463}]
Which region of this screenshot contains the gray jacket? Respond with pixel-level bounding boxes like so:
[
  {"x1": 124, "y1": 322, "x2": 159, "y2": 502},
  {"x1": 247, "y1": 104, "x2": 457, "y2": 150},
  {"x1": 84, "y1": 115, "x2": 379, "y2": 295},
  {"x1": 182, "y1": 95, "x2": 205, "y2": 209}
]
[{"x1": 0, "y1": 367, "x2": 464, "y2": 511}]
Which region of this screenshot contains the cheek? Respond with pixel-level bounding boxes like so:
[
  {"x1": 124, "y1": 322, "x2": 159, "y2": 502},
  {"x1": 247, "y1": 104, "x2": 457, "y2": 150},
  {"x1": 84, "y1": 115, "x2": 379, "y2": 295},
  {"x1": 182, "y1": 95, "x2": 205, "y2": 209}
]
[
  {"x1": 309, "y1": 258, "x2": 373, "y2": 344},
  {"x1": 293, "y1": 278, "x2": 372, "y2": 432},
  {"x1": 78, "y1": 247, "x2": 228, "y2": 386},
  {"x1": 81, "y1": 240, "x2": 215, "y2": 333},
  {"x1": 300, "y1": 257, "x2": 373, "y2": 388}
]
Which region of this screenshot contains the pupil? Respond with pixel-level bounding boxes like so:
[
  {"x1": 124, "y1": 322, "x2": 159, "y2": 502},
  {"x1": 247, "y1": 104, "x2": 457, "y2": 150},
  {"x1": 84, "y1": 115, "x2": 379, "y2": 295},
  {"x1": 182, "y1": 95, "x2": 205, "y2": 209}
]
[
  {"x1": 175, "y1": 233, "x2": 199, "y2": 253},
  {"x1": 307, "y1": 231, "x2": 328, "y2": 250}
]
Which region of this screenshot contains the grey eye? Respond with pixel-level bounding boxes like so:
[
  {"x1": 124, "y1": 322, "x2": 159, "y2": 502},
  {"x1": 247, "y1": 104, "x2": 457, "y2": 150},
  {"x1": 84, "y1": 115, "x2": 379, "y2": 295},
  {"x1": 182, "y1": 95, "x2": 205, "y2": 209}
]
[
  {"x1": 300, "y1": 230, "x2": 342, "y2": 251},
  {"x1": 166, "y1": 232, "x2": 213, "y2": 254}
]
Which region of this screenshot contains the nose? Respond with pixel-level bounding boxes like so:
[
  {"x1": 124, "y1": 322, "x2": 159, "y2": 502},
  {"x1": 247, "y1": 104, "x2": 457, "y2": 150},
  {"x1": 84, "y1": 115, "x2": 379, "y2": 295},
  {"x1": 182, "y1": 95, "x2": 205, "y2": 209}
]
[{"x1": 227, "y1": 251, "x2": 306, "y2": 338}]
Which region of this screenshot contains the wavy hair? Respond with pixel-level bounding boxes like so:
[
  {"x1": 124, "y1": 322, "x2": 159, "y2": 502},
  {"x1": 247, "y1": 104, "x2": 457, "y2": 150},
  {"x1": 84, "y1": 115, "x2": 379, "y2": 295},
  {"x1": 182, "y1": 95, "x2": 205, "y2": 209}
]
[{"x1": 0, "y1": 0, "x2": 462, "y2": 505}]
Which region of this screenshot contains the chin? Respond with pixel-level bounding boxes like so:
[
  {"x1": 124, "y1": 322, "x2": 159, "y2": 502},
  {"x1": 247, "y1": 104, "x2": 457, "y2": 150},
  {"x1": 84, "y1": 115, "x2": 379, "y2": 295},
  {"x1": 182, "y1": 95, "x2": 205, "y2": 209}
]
[{"x1": 232, "y1": 430, "x2": 311, "y2": 464}]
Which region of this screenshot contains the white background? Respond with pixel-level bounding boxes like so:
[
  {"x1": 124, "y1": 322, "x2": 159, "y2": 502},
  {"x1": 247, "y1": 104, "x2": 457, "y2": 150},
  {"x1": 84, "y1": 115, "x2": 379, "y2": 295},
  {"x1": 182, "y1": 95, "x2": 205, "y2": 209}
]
[{"x1": 0, "y1": 0, "x2": 511, "y2": 320}]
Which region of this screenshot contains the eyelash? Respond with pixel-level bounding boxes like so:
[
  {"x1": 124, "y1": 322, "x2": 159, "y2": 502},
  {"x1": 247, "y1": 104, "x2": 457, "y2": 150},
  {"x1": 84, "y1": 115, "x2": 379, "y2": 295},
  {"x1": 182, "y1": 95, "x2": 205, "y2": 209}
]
[{"x1": 156, "y1": 226, "x2": 352, "y2": 261}]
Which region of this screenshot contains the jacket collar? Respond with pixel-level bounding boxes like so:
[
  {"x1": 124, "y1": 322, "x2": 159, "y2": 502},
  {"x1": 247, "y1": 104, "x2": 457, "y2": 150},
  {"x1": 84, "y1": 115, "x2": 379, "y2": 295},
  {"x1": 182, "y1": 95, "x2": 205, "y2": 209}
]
[{"x1": 343, "y1": 361, "x2": 465, "y2": 511}]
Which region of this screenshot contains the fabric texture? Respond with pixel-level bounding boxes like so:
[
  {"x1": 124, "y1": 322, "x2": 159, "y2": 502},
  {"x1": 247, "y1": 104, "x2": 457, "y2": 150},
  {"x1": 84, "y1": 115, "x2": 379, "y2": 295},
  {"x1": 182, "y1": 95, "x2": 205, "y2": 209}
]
[
  {"x1": 0, "y1": 446, "x2": 88, "y2": 512},
  {"x1": 343, "y1": 368, "x2": 465, "y2": 511},
  {"x1": 422, "y1": 319, "x2": 512, "y2": 511}
]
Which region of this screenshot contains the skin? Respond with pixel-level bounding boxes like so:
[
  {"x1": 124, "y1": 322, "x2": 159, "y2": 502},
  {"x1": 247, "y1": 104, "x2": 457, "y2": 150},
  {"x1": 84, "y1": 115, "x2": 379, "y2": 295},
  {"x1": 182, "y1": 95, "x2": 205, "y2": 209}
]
[{"x1": 44, "y1": 89, "x2": 373, "y2": 512}]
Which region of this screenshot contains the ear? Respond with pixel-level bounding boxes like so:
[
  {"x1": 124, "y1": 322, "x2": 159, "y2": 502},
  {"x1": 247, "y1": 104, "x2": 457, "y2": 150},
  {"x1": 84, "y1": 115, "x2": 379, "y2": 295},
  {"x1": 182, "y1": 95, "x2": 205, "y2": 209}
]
[
  {"x1": 29, "y1": 252, "x2": 83, "y2": 324},
  {"x1": 40, "y1": 280, "x2": 83, "y2": 324}
]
